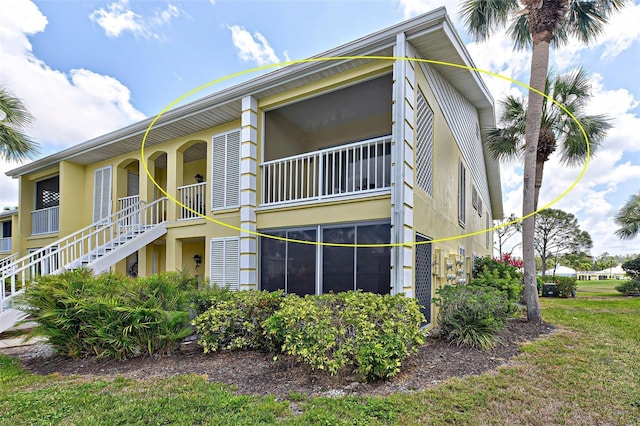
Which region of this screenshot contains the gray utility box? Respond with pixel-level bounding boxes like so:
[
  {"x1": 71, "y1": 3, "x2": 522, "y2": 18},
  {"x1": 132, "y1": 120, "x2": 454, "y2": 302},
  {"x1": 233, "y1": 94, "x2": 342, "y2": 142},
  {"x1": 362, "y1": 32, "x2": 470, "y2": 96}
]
[{"x1": 542, "y1": 283, "x2": 557, "y2": 297}]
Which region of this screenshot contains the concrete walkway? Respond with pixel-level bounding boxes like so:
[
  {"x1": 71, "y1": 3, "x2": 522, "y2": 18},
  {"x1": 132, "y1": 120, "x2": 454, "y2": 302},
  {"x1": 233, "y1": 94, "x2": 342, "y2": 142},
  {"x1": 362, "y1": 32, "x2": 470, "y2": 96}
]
[
  {"x1": 0, "y1": 321, "x2": 45, "y2": 349},
  {"x1": 0, "y1": 335, "x2": 46, "y2": 349}
]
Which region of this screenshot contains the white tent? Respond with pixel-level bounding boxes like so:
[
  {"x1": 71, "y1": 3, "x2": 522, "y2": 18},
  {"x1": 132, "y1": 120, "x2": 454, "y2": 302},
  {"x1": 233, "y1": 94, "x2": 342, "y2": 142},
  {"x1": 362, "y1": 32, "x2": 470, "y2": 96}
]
[{"x1": 540, "y1": 265, "x2": 577, "y2": 277}]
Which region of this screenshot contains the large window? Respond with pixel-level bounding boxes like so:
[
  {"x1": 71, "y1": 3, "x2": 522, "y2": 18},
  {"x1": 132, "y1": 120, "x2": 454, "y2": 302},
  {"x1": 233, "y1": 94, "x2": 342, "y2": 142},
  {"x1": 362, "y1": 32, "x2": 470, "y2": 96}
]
[
  {"x1": 260, "y1": 222, "x2": 390, "y2": 296},
  {"x1": 323, "y1": 223, "x2": 390, "y2": 294},
  {"x1": 260, "y1": 229, "x2": 316, "y2": 296}
]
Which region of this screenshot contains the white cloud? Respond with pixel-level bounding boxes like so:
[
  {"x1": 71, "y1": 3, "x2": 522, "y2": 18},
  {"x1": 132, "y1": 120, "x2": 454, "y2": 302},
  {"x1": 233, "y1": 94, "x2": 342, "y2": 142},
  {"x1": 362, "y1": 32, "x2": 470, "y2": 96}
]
[
  {"x1": 597, "y1": 2, "x2": 640, "y2": 59},
  {"x1": 228, "y1": 25, "x2": 280, "y2": 66},
  {"x1": 0, "y1": 0, "x2": 145, "y2": 206},
  {"x1": 397, "y1": 0, "x2": 455, "y2": 19},
  {"x1": 89, "y1": 0, "x2": 182, "y2": 40}
]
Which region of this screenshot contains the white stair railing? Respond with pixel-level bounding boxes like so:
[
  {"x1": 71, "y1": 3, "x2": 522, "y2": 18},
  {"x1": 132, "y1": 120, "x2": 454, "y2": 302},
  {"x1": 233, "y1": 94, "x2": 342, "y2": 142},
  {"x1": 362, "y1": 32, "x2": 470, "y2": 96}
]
[{"x1": 1, "y1": 197, "x2": 167, "y2": 314}]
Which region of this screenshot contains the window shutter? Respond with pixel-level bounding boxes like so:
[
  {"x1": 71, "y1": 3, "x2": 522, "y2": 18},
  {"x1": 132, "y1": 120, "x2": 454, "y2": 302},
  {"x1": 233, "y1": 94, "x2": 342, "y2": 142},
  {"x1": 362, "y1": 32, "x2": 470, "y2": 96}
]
[
  {"x1": 226, "y1": 130, "x2": 240, "y2": 207},
  {"x1": 210, "y1": 237, "x2": 239, "y2": 291},
  {"x1": 416, "y1": 90, "x2": 434, "y2": 195},
  {"x1": 458, "y1": 161, "x2": 466, "y2": 226},
  {"x1": 211, "y1": 130, "x2": 240, "y2": 210},
  {"x1": 93, "y1": 166, "x2": 112, "y2": 223}
]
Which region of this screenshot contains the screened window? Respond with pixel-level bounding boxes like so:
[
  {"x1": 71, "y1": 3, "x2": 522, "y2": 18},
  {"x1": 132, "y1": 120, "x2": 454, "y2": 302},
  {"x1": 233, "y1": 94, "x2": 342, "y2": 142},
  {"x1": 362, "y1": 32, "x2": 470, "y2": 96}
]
[
  {"x1": 1, "y1": 221, "x2": 11, "y2": 238},
  {"x1": 212, "y1": 129, "x2": 240, "y2": 210},
  {"x1": 260, "y1": 228, "x2": 316, "y2": 296},
  {"x1": 35, "y1": 176, "x2": 59, "y2": 210},
  {"x1": 322, "y1": 223, "x2": 391, "y2": 294},
  {"x1": 260, "y1": 222, "x2": 391, "y2": 296}
]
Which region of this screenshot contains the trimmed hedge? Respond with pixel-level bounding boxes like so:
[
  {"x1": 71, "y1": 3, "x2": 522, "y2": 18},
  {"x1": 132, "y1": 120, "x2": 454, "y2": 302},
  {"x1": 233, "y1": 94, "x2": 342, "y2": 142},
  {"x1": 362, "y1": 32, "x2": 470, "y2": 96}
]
[
  {"x1": 20, "y1": 270, "x2": 193, "y2": 359},
  {"x1": 262, "y1": 291, "x2": 426, "y2": 380},
  {"x1": 193, "y1": 290, "x2": 284, "y2": 352}
]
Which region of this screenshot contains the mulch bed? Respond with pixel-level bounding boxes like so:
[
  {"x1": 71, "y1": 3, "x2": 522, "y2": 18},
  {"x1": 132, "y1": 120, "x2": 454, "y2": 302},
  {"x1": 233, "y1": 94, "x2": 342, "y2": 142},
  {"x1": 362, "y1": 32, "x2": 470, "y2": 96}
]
[{"x1": 0, "y1": 319, "x2": 555, "y2": 398}]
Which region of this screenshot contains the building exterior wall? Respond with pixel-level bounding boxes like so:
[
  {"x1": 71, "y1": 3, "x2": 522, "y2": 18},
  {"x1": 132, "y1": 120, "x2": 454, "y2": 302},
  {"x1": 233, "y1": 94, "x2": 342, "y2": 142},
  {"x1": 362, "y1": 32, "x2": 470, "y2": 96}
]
[{"x1": 8, "y1": 36, "x2": 497, "y2": 306}]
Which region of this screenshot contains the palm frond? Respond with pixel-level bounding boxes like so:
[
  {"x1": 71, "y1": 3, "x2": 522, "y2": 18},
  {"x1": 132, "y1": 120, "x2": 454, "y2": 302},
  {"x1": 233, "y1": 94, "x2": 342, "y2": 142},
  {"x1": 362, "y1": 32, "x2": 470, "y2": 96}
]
[
  {"x1": 459, "y1": 0, "x2": 519, "y2": 41},
  {"x1": 0, "y1": 124, "x2": 40, "y2": 162},
  {"x1": 498, "y1": 95, "x2": 526, "y2": 130},
  {"x1": 615, "y1": 192, "x2": 640, "y2": 240},
  {"x1": 0, "y1": 87, "x2": 33, "y2": 128},
  {"x1": 566, "y1": 0, "x2": 607, "y2": 43},
  {"x1": 485, "y1": 127, "x2": 523, "y2": 162},
  {"x1": 507, "y1": 14, "x2": 532, "y2": 50},
  {"x1": 559, "y1": 113, "x2": 611, "y2": 165}
]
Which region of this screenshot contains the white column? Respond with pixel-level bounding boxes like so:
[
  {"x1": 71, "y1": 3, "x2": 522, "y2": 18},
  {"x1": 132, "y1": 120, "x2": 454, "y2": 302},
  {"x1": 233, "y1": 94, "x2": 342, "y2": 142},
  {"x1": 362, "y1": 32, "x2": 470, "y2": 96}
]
[
  {"x1": 239, "y1": 95, "x2": 258, "y2": 290},
  {"x1": 391, "y1": 34, "x2": 416, "y2": 297}
]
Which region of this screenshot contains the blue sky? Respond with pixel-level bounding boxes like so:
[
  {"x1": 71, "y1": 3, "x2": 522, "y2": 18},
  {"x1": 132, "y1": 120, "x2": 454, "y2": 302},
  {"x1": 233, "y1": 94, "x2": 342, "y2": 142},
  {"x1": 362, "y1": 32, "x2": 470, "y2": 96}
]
[{"x1": 1, "y1": 0, "x2": 639, "y2": 257}]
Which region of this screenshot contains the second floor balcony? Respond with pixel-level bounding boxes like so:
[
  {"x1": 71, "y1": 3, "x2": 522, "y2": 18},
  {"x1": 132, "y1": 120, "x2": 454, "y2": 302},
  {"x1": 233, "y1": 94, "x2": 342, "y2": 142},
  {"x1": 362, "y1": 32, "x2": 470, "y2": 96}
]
[
  {"x1": 0, "y1": 237, "x2": 11, "y2": 253},
  {"x1": 261, "y1": 136, "x2": 392, "y2": 207},
  {"x1": 31, "y1": 206, "x2": 60, "y2": 235}
]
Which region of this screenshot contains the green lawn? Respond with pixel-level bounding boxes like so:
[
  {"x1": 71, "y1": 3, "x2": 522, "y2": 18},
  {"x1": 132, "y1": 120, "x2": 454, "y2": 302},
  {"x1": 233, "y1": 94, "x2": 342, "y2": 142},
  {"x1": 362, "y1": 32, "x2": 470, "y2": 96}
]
[
  {"x1": 1, "y1": 285, "x2": 639, "y2": 425},
  {"x1": 576, "y1": 279, "x2": 626, "y2": 297}
]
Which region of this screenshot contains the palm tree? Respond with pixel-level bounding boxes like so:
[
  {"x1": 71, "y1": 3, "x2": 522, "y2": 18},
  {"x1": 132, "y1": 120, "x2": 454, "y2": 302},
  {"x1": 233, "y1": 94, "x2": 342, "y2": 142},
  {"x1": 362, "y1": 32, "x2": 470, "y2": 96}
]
[
  {"x1": 460, "y1": 0, "x2": 626, "y2": 322},
  {"x1": 487, "y1": 68, "x2": 611, "y2": 209},
  {"x1": 614, "y1": 192, "x2": 640, "y2": 239},
  {"x1": 0, "y1": 87, "x2": 39, "y2": 162}
]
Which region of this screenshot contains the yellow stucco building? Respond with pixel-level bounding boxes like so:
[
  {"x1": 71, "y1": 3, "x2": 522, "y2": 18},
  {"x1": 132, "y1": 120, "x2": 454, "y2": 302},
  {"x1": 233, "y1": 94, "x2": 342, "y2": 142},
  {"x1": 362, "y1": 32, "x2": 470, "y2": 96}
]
[{"x1": 1, "y1": 8, "x2": 502, "y2": 330}]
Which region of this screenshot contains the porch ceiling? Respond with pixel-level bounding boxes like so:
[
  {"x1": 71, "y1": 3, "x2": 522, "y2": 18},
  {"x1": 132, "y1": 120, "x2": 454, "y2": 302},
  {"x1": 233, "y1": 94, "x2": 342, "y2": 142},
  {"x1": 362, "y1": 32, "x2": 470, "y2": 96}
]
[{"x1": 273, "y1": 74, "x2": 392, "y2": 133}]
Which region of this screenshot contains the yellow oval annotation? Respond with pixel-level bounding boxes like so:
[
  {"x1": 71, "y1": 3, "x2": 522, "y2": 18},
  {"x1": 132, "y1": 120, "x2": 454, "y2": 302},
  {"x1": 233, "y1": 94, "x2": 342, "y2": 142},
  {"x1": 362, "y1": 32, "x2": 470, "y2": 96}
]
[{"x1": 141, "y1": 56, "x2": 589, "y2": 248}]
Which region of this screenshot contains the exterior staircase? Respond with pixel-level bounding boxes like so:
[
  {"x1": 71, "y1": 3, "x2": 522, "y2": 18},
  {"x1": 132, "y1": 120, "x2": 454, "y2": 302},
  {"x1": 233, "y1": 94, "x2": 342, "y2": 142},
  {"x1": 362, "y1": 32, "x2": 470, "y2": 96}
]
[{"x1": 0, "y1": 197, "x2": 168, "y2": 333}]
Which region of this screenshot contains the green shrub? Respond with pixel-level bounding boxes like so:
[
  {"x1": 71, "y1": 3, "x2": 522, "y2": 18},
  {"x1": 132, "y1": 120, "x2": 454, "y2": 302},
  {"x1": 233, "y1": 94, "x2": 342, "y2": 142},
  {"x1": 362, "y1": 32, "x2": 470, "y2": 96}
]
[
  {"x1": 536, "y1": 276, "x2": 544, "y2": 295},
  {"x1": 472, "y1": 256, "x2": 520, "y2": 279},
  {"x1": 263, "y1": 291, "x2": 425, "y2": 381},
  {"x1": 553, "y1": 276, "x2": 577, "y2": 298},
  {"x1": 193, "y1": 290, "x2": 284, "y2": 352},
  {"x1": 622, "y1": 257, "x2": 640, "y2": 279},
  {"x1": 434, "y1": 285, "x2": 517, "y2": 350},
  {"x1": 615, "y1": 280, "x2": 640, "y2": 295},
  {"x1": 187, "y1": 285, "x2": 235, "y2": 315},
  {"x1": 20, "y1": 269, "x2": 193, "y2": 359},
  {"x1": 471, "y1": 256, "x2": 523, "y2": 302},
  {"x1": 470, "y1": 266, "x2": 523, "y2": 302}
]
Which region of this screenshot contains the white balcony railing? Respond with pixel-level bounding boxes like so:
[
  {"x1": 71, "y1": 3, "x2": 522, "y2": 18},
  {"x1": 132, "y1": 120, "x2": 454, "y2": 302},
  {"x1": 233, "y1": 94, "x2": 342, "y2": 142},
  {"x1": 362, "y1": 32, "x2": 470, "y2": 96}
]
[
  {"x1": 0, "y1": 237, "x2": 11, "y2": 253},
  {"x1": 31, "y1": 206, "x2": 60, "y2": 235},
  {"x1": 261, "y1": 136, "x2": 392, "y2": 206},
  {"x1": 178, "y1": 182, "x2": 206, "y2": 220}
]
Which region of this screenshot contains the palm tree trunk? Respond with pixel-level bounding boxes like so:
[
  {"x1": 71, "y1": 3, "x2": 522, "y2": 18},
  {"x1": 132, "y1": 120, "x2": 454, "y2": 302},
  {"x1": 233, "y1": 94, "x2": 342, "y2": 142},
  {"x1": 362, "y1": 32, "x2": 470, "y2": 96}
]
[
  {"x1": 533, "y1": 158, "x2": 545, "y2": 211},
  {"x1": 522, "y1": 38, "x2": 550, "y2": 323}
]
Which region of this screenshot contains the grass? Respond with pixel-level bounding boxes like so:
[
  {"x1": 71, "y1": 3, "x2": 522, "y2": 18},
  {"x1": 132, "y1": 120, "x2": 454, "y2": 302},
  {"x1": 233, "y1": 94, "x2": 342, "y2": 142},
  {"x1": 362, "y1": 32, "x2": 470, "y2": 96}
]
[
  {"x1": 575, "y1": 278, "x2": 627, "y2": 297},
  {"x1": 1, "y1": 283, "x2": 639, "y2": 425}
]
